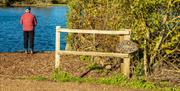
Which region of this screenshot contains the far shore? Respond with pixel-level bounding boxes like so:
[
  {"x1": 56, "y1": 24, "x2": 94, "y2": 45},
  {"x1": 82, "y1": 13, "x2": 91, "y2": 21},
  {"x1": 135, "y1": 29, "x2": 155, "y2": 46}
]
[
  {"x1": 0, "y1": 4, "x2": 6, "y2": 6},
  {"x1": 0, "y1": 3, "x2": 67, "y2": 7}
]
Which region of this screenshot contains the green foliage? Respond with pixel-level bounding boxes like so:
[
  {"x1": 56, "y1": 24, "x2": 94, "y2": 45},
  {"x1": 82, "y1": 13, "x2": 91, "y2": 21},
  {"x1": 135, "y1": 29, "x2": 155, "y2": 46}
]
[
  {"x1": 30, "y1": 76, "x2": 48, "y2": 81},
  {"x1": 88, "y1": 63, "x2": 102, "y2": 70},
  {"x1": 51, "y1": 68, "x2": 72, "y2": 82},
  {"x1": 79, "y1": 55, "x2": 91, "y2": 62},
  {"x1": 51, "y1": 68, "x2": 82, "y2": 82},
  {"x1": 133, "y1": 61, "x2": 144, "y2": 77},
  {"x1": 96, "y1": 74, "x2": 127, "y2": 85},
  {"x1": 131, "y1": 0, "x2": 179, "y2": 74},
  {"x1": 67, "y1": 0, "x2": 130, "y2": 53},
  {"x1": 51, "y1": 69, "x2": 180, "y2": 90},
  {"x1": 127, "y1": 79, "x2": 156, "y2": 89},
  {"x1": 96, "y1": 74, "x2": 156, "y2": 89},
  {"x1": 68, "y1": 0, "x2": 132, "y2": 29},
  {"x1": 67, "y1": 0, "x2": 180, "y2": 75},
  {"x1": 131, "y1": 0, "x2": 179, "y2": 49}
]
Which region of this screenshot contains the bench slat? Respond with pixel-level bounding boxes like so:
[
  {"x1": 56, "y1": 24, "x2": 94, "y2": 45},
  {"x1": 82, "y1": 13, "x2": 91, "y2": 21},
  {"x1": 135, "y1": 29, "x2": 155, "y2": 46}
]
[
  {"x1": 57, "y1": 28, "x2": 130, "y2": 35},
  {"x1": 57, "y1": 50, "x2": 129, "y2": 58}
]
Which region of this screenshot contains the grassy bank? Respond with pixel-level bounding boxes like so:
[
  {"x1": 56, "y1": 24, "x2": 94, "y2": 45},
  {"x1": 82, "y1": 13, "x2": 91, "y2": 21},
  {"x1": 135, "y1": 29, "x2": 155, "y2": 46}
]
[
  {"x1": 30, "y1": 69, "x2": 180, "y2": 91},
  {"x1": 52, "y1": 4, "x2": 67, "y2": 6}
]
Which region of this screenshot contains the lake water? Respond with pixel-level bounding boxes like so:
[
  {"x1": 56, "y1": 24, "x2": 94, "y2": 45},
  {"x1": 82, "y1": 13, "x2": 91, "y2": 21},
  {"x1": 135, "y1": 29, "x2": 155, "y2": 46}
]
[{"x1": 0, "y1": 6, "x2": 68, "y2": 52}]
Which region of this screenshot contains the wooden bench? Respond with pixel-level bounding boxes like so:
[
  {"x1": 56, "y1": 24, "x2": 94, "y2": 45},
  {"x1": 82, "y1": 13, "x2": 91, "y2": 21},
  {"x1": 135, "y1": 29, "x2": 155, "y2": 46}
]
[{"x1": 55, "y1": 26, "x2": 131, "y2": 77}]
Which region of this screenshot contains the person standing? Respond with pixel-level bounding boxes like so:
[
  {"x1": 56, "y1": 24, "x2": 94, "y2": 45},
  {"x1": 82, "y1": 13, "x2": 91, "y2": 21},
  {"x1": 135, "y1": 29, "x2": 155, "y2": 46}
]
[{"x1": 20, "y1": 6, "x2": 37, "y2": 54}]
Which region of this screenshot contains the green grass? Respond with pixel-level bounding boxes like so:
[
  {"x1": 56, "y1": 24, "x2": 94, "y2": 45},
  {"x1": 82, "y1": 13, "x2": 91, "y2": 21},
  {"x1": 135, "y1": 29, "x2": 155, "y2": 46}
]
[
  {"x1": 95, "y1": 75, "x2": 157, "y2": 89},
  {"x1": 79, "y1": 55, "x2": 91, "y2": 62},
  {"x1": 50, "y1": 69, "x2": 180, "y2": 91},
  {"x1": 29, "y1": 69, "x2": 180, "y2": 91},
  {"x1": 51, "y1": 69, "x2": 82, "y2": 82}
]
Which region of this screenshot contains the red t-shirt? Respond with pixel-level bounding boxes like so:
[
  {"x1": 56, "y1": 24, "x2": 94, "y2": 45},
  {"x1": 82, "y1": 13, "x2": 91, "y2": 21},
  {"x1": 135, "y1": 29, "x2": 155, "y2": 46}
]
[{"x1": 20, "y1": 12, "x2": 37, "y2": 31}]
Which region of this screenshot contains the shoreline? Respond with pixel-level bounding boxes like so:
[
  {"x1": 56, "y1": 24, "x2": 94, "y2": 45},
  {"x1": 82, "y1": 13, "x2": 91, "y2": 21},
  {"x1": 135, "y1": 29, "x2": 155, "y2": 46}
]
[
  {"x1": 0, "y1": 3, "x2": 67, "y2": 7},
  {"x1": 0, "y1": 51, "x2": 54, "y2": 53}
]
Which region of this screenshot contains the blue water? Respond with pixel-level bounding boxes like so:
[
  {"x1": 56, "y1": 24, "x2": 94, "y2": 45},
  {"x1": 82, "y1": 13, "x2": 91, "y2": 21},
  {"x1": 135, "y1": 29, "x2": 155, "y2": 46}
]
[{"x1": 0, "y1": 6, "x2": 68, "y2": 52}]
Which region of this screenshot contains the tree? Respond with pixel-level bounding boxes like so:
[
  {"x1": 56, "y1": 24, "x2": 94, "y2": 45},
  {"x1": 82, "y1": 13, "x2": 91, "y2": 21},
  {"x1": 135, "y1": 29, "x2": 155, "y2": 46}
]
[{"x1": 131, "y1": 0, "x2": 179, "y2": 75}]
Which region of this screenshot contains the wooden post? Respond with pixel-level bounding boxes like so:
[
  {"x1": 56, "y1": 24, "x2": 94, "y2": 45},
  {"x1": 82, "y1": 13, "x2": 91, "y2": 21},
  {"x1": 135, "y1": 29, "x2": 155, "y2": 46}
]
[
  {"x1": 122, "y1": 30, "x2": 131, "y2": 77},
  {"x1": 55, "y1": 26, "x2": 61, "y2": 68},
  {"x1": 123, "y1": 57, "x2": 130, "y2": 77},
  {"x1": 119, "y1": 35, "x2": 124, "y2": 74},
  {"x1": 124, "y1": 35, "x2": 131, "y2": 41}
]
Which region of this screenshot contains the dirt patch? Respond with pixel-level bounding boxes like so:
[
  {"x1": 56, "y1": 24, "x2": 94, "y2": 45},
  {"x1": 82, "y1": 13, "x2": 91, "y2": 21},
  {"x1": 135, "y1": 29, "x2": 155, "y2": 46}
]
[
  {"x1": 0, "y1": 52, "x2": 121, "y2": 78},
  {"x1": 0, "y1": 52, "x2": 55, "y2": 78},
  {"x1": 60, "y1": 55, "x2": 123, "y2": 78}
]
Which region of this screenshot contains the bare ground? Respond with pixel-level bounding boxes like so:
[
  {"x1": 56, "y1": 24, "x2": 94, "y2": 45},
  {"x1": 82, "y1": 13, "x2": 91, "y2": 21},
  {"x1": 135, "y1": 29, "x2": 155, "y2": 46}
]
[
  {"x1": 0, "y1": 52, "x2": 55, "y2": 78},
  {"x1": 0, "y1": 77, "x2": 146, "y2": 91},
  {"x1": 0, "y1": 52, "x2": 146, "y2": 91}
]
